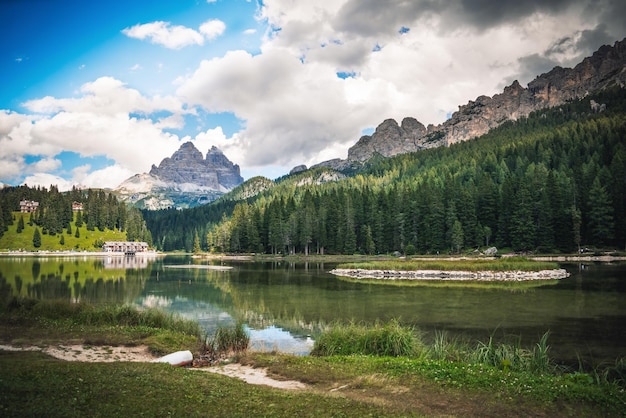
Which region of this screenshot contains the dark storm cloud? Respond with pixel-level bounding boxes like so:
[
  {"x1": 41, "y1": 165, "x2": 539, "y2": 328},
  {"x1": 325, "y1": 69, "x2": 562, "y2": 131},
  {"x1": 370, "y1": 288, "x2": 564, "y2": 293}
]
[
  {"x1": 511, "y1": 24, "x2": 618, "y2": 86},
  {"x1": 453, "y1": 0, "x2": 575, "y2": 28},
  {"x1": 332, "y1": 0, "x2": 623, "y2": 37}
]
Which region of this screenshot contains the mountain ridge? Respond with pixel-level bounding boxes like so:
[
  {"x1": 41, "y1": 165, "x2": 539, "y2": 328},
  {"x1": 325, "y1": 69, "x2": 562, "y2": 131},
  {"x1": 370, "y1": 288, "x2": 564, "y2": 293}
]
[{"x1": 310, "y1": 37, "x2": 626, "y2": 172}]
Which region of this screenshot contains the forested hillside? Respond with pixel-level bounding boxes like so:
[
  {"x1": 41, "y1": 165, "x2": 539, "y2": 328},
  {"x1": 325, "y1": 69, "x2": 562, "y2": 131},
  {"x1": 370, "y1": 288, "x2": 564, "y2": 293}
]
[
  {"x1": 0, "y1": 186, "x2": 152, "y2": 250},
  {"x1": 145, "y1": 88, "x2": 626, "y2": 255}
]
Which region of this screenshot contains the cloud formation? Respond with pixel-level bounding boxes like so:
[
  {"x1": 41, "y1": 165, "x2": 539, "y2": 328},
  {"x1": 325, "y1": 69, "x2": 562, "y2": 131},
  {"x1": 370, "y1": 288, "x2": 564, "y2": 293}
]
[
  {"x1": 2, "y1": 0, "x2": 625, "y2": 190},
  {"x1": 122, "y1": 19, "x2": 226, "y2": 49}
]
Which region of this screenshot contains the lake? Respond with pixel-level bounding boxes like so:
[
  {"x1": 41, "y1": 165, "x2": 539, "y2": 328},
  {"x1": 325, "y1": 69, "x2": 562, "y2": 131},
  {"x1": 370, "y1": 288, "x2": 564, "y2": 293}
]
[{"x1": 1, "y1": 254, "x2": 624, "y2": 368}]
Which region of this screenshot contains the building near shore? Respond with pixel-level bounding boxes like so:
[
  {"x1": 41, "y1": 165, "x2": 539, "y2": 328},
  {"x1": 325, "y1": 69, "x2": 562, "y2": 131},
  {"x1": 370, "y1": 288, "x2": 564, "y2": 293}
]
[{"x1": 102, "y1": 241, "x2": 149, "y2": 253}]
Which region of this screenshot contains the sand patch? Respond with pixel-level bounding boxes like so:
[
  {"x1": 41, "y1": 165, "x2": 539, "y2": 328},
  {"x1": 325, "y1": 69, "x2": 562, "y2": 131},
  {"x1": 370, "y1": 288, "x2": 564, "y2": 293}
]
[
  {"x1": 198, "y1": 363, "x2": 307, "y2": 390},
  {"x1": 0, "y1": 344, "x2": 156, "y2": 362}
]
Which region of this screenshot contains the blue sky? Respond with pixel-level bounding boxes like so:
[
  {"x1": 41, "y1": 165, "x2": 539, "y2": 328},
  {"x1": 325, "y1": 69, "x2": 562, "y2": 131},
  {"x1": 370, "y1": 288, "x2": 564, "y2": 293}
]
[{"x1": 1, "y1": 0, "x2": 624, "y2": 190}]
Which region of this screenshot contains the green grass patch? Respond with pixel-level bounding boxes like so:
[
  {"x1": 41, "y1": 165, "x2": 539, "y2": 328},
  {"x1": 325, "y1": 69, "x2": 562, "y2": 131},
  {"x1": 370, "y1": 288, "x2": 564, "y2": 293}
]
[
  {"x1": 0, "y1": 351, "x2": 394, "y2": 418},
  {"x1": 203, "y1": 322, "x2": 250, "y2": 355},
  {"x1": 311, "y1": 319, "x2": 421, "y2": 357},
  {"x1": 0, "y1": 212, "x2": 128, "y2": 252},
  {"x1": 337, "y1": 256, "x2": 560, "y2": 272}
]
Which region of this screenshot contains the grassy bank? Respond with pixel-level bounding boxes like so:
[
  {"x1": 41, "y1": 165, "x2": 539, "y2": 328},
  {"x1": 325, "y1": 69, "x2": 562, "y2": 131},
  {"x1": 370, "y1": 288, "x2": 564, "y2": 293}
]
[
  {"x1": 0, "y1": 298, "x2": 201, "y2": 355},
  {"x1": 337, "y1": 256, "x2": 560, "y2": 272},
  {"x1": 1, "y1": 301, "x2": 624, "y2": 416}
]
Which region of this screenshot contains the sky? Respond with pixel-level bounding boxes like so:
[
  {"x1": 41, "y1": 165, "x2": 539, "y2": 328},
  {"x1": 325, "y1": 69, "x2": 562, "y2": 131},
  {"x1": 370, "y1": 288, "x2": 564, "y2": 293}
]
[{"x1": 1, "y1": 0, "x2": 624, "y2": 191}]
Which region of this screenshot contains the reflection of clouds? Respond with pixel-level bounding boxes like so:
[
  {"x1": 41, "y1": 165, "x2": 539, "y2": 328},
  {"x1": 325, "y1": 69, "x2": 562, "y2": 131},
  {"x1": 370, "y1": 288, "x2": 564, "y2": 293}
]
[
  {"x1": 140, "y1": 294, "x2": 172, "y2": 308},
  {"x1": 248, "y1": 325, "x2": 314, "y2": 355}
]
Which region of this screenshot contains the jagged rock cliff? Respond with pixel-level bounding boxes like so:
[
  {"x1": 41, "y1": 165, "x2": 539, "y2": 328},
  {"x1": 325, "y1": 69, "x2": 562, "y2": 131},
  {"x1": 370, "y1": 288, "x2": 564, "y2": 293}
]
[
  {"x1": 149, "y1": 143, "x2": 242, "y2": 190},
  {"x1": 115, "y1": 142, "x2": 243, "y2": 210},
  {"x1": 313, "y1": 38, "x2": 626, "y2": 171}
]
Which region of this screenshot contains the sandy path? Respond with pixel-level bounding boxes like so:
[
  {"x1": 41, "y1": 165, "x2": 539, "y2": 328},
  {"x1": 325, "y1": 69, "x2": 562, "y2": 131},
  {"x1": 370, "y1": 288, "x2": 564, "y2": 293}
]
[{"x1": 0, "y1": 344, "x2": 306, "y2": 390}]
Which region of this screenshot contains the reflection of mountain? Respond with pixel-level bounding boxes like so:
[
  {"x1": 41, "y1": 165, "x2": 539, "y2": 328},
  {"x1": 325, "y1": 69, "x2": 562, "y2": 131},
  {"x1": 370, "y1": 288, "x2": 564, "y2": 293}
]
[{"x1": 0, "y1": 257, "x2": 150, "y2": 304}]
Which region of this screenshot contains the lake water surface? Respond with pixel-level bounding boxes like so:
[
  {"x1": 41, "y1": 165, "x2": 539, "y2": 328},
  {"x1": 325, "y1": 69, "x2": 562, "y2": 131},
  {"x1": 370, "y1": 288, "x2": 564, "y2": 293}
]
[{"x1": 1, "y1": 255, "x2": 624, "y2": 367}]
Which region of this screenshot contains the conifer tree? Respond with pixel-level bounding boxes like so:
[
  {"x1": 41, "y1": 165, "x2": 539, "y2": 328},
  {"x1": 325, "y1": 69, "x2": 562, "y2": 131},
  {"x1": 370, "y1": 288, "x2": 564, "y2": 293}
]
[
  {"x1": 33, "y1": 227, "x2": 41, "y2": 248},
  {"x1": 193, "y1": 230, "x2": 201, "y2": 254},
  {"x1": 16, "y1": 215, "x2": 24, "y2": 233}
]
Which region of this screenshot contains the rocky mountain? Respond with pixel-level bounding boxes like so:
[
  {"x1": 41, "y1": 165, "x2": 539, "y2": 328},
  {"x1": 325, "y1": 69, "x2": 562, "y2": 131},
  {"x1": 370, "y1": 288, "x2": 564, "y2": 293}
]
[
  {"x1": 312, "y1": 38, "x2": 626, "y2": 171},
  {"x1": 115, "y1": 142, "x2": 243, "y2": 210}
]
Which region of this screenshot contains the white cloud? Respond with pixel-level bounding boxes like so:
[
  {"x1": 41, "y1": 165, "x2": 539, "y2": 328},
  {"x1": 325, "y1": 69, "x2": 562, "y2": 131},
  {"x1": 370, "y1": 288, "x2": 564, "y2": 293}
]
[
  {"x1": 122, "y1": 19, "x2": 226, "y2": 49},
  {"x1": 1, "y1": 78, "x2": 195, "y2": 188},
  {"x1": 79, "y1": 164, "x2": 136, "y2": 189},
  {"x1": 24, "y1": 77, "x2": 186, "y2": 116},
  {"x1": 28, "y1": 158, "x2": 61, "y2": 173},
  {"x1": 199, "y1": 19, "x2": 226, "y2": 40},
  {"x1": 123, "y1": 21, "x2": 205, "y2": 49},
  {"x1": 21, "y1": 173, "x2": 74, "y2": 191}
]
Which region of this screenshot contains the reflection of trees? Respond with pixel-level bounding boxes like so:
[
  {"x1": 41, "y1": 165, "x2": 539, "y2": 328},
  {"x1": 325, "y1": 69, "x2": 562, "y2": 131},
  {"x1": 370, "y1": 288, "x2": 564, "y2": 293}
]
[
  {"x1": 31, "y1": 262, "x2": 40, "y2": 281},
  {"x1": 1, "y1": 257, "x2": 150, "y2": 304}
]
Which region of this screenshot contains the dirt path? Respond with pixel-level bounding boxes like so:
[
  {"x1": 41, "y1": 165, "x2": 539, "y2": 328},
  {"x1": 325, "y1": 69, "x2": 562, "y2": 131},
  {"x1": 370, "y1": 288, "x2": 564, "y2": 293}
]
[{"x1": 0, "y1": 344, "x2": 306, "y2": 390}]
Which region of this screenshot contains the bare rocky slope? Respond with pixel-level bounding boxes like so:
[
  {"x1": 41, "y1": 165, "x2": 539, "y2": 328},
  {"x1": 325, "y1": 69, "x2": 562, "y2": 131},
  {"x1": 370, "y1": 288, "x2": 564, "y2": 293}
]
[{"x1": 312, "y1": 38, "x2": 626, "y2": 171}]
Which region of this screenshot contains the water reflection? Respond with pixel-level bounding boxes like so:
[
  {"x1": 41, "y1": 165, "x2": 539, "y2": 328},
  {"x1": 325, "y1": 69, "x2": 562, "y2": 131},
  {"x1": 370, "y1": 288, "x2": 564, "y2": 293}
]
[
  {"x1": 0, "y1": 256, "x2": 149, "y2": 304},
  {"x1": 1, "y1": 256, "x2": 625, "y2": 365}
]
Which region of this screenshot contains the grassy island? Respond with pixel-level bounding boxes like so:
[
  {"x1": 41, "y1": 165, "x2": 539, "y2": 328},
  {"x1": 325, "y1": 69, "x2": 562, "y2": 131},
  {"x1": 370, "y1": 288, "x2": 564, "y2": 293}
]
[{"x1": 336, "y1": 257, "x2": 560, "y2": 272}]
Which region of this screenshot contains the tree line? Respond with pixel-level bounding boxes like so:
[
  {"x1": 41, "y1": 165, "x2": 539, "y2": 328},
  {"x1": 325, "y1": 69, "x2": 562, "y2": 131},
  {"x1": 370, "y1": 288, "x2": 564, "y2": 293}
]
[{"x1": 143, "y1": 89, "x2": 626, "y2": 254}]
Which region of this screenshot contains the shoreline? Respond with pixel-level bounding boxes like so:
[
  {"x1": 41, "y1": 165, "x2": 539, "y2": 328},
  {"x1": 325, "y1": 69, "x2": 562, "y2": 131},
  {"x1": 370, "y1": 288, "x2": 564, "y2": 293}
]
[
  {"x1": 330, "y1": 268, "x2": 570, "y2": 281},
  {"x1": 0, "y1": 250, "x2": 164, "y2": 257}
]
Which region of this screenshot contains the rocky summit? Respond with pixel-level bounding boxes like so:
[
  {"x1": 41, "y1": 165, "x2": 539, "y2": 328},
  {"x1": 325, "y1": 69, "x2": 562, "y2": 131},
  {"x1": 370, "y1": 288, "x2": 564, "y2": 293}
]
[
  {"x1": 149, "y1": 142, "x2": 242, "y2": 190},
  {"x1": 312, "y1": 38, "x2": 626, "y2": 172},
  {"x1": 115, "y1": 142, "x2": 243, "y2": 210}
]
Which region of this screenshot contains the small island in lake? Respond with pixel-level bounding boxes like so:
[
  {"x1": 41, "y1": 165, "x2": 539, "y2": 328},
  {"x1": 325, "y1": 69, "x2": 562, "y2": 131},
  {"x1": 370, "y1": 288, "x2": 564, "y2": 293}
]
[{"x1": 330, "y1": 257, "x2": 570, "y2": 281}]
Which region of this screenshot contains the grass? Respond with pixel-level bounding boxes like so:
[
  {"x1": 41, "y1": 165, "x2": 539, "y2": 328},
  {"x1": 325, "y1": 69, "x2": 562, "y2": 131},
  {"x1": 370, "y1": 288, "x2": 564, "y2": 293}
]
[
  {"x1": 0, "y1": 351, "x2": 392, "y2": 418},
  {"x1": 0, "y1": 212, "x2": 128, "y2": 252},
  {"x1": 203, "y1": 322, "x2": 250, "y2": 355},
  {"x1": 2, "y1": 301, "x2": 625, "y2": 416},
  {"x1": 311, "y1": 319, "x2": 420, "y2": 357},
  {"x1": 337, "y1": 256, "x2": 560, "y2": 272}
]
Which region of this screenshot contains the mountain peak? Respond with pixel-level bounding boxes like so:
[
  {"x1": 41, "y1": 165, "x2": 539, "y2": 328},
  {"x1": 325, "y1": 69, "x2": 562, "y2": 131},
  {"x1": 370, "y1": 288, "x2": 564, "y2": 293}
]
[{"x1": 116, "y1": 143, "x2": 243, "y2": 209}]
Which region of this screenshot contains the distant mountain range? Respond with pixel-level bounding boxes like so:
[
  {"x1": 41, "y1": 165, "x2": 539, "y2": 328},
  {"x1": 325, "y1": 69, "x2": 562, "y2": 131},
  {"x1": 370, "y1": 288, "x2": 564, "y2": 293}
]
[
  {"x1": 115, "y1": 38, "x2": 626, "y2": 210},
  {"x1": 114, "y1": 142, "x2": 243, "y2": 210}
]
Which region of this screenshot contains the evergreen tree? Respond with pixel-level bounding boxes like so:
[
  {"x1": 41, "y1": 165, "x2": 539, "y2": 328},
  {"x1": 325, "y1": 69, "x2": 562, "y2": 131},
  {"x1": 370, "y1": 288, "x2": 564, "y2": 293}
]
[
  {"x1": 450, "y1": 220, "x2": 464, "y2": 253},
  {"x1": 16, "y1": 215, "x2": 24, "y2": 233},
  {"x1": 60, "y1": 234, "x2": 65, "y2": 246},
  {"x1": 193, "y1": 230, "x2": 202, "y2": 254},
  {"x1": 33, "y1": 227, "x2": 41, "y2": 248},
  {"x1": 510, "y1": 183, "x2": 536, "y2": 252},
  {"x1": 587, "y1": 176, "x2": 614, "y2": 246}
]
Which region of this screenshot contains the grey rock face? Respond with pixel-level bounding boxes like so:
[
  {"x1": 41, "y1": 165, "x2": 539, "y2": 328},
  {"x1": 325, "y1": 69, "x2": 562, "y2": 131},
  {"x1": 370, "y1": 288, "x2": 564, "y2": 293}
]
[
  {"x1": 289, "y1": 165, "x2": 308, "y2": 175},
  {"x1": 347, "y1": 117, "x2": 427, "y2": 161},
  {"x1": 116, "y1": 142, "x2": 243, "y2": 209},
  {"x1": 149, "y1": 142, "x2": 242, "y2": 190}
]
